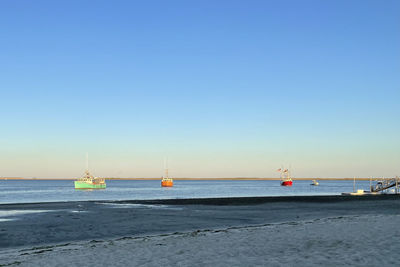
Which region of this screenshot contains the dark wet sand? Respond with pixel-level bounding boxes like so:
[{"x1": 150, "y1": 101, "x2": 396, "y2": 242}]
[{"x1": 1, "y1": 195, "x2": 400, "y2": 249}]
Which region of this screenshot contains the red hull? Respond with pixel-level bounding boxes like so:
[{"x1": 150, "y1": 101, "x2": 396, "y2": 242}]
[{"x1": 281, "y1": 180, "x2": 293, "y2": 186}]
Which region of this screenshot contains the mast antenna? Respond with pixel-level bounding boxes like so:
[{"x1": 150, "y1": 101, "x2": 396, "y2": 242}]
[
  {"x1": 86, "y1": 152, "x2": 89, "y2": 172},
  {"x1": 164, "y1": 157, "x2": 169, "y2": 178}
]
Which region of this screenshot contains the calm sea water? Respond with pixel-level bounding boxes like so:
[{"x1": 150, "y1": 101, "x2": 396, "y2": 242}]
[{"x1": 0, "y1": 179, "x2": 373, "y2": 204}]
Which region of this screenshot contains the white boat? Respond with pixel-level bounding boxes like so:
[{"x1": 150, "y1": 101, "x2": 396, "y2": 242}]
[
  {"x1": 341, "y1": 189, "x2": 379, "y2": 196},
  {"x1": 311, "y1": 180, "x2": 319, "y2": 186}
]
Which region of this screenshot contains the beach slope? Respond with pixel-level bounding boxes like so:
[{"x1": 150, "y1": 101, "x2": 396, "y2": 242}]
[{"x1": 1, "y1": 196, "x2": 400, "y2": 266}]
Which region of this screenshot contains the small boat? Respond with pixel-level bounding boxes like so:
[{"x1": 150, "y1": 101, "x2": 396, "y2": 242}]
[
  {"x1": 311, "y1": 180, "x2": 319, "y2": 186},
  {"x1": 161, "y1": 177, "x2": 173, "y2": 187},
  {"x1": 161, "y1": 160, "x2": 173, "y2": 187},
  {"x1": 341, "y1": 189, "x2": 378, "y2": 196},
  {"x1": 74, "y1": 154, "x2": 106, "y2": 189},
  {"x1": 277, "y1": 168, "x2": 293, "y2": 186},
  {"x1": 75, "y1": 170, "x2": 106, "y2": 189}
]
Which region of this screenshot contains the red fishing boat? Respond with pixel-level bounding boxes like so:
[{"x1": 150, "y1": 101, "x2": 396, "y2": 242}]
[{"x1": 277, "y1": 168, "x2": 293, "y2": 186}]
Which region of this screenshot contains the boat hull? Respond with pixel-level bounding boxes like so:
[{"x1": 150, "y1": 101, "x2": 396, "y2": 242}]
[
  {"x1": 281, "y1": 180, "x2": 293, "y2": 186},
  {"x1": 74, "y1": 181, "x2": 106, "y2": 189},
  {"x1": 161, "y1": 180, "x2": 173, "y2": 187}
]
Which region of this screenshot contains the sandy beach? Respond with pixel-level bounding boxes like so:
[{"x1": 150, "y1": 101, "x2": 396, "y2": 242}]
[{"x1": 1, "y1": 195, "x2": 400, "y2": 266}]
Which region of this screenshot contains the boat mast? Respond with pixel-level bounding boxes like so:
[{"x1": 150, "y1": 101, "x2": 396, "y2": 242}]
[
  {"x1": 86, "y1": 152, "x2": 89, "y2": 172},
  {"x1": 369, "y1": 176, "x2": 372, "y2": 191},
  {"x1": 164, "y1": 157, "x2": 169, "y2": 178}
]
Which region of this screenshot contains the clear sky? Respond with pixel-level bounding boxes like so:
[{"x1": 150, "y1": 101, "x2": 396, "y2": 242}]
[{"x1": 0, "y1": 0, "x2": 399, "y2": 178}]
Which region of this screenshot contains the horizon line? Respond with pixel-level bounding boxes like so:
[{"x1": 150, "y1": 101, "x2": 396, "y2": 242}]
[{"x1": 0, "y1": 177, "x2": 389, "y2": 181}]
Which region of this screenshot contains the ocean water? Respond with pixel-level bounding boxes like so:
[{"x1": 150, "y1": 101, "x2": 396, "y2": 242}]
[{"x1": 0, "y1": 179, "x2": 373, "y2": 204}]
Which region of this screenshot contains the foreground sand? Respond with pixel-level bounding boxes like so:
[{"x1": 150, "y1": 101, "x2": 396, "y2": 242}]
[
  {"x1": 1, "y1": 214, "x2": 399, "y2": 267},
  {"x1": 1, "y1": 196, "x2": 400, "y2": 266}
]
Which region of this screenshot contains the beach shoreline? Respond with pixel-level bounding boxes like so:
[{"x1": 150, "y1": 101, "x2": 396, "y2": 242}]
[
  {"x1": 1, "y1": 194, "x2": 399, "y2": 207},
  {"x1": 1, "y1": 195, "x2": 400, "y2": 266}
]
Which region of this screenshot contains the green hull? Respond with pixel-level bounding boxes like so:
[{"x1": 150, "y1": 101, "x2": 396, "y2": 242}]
[{"x1": 74, "y1": 181, "x2": 106, "y2": 189}]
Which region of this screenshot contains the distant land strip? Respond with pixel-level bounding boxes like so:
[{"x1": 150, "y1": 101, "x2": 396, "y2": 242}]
[{"x1": 0, "y1": 177, "x2": 386, "y2": 181}]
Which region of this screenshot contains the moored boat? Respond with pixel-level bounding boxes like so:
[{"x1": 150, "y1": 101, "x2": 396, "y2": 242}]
[
  {"x1": 281, "y1": 179, "x2": 293, "y2": 186},
  {"x1": 74, "y1": 154, "x2": 106, "y2": 189},
  {"x1": 161, "y1": 159, "x2": 173, "y2": 187},
  {"x1": 161, "y1": 177, "x2": 173, "y2": 187},
  {"x1": 278, "y1": 168, "x2": 293, "y2": 186},
  {"x1": 311, "y1": 179, "x2": 319, "y2": 186},
  {"x1": 75, "y1": 170, "x2": 106, "y2": 189},
  {"x1": 341, "y1": 189, "x2": 379, "y2": 196}
]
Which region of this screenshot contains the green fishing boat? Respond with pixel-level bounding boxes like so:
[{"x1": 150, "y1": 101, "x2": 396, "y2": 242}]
[
  {"x1": 75, "y1": 170, "x2": 106, "y2": 189},
  {"x1": 74, "y1": 154, "x2": 106, "y2": 189}
]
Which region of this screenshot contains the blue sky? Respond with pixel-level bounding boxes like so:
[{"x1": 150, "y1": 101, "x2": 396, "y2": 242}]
[{"x1": 0, "y1": 0, "x2": 399, "y2": 178}]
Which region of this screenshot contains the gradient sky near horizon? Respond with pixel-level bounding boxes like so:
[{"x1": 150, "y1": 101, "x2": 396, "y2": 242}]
[{"x1": 0, "y1": 0, "x2": 399, "y2": 178}]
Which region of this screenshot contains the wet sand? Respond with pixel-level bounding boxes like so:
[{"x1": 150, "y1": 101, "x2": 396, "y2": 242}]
[
  {"x1": 1, "y1": 195, "x2": 400, "y2": 266},
  {"x1": 1, "y1": 195, "x2": 399, "y2": 248}
]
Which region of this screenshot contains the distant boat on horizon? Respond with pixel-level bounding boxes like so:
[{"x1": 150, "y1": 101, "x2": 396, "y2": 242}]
[
  {"x1": 278, "y1": 168, "x2": 293, "y2": 186},
  {"x1": 74, "y1": 170, "x2": 106, "y2": 189},
  {"x1": 161, "y1": 159, "x2": 173, "y2": 187},
  {"x1": 311, "y1": 180, "x2": 319, "y2": 186},
  {"x1": 74, "y1": 154, "x2": 106, "y2": 189}
]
